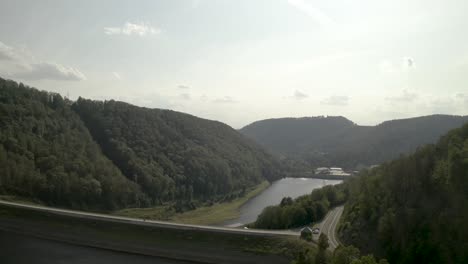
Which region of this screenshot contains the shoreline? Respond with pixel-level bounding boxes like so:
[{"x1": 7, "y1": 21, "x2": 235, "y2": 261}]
[{"x1": 113, "y1": 181, "x2": 271, "y2": 226}]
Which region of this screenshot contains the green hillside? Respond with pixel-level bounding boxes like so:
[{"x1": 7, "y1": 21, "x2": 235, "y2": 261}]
[
  {"x1": 72, "y1": 98, "x2": 282, "y2": 206},
  {"x1": 0, "y1": 78, "x2": 141, "y2": 210},
  {"x1": 339, "y1": 123, "x2": 468, "y2": 263},
  {"x1": 0, "y1": 77, "x2": 282, "y2": 211}
]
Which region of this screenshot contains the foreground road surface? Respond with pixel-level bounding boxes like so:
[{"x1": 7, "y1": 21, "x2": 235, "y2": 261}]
[
  {"x1": 317, "y1": 206, "x2": 344, "y2": 250},
  {"x1": 0, "y1": 230, "x2": 192, "y2": 264},
  {"x1": 0, "y1": 200, "x2": 298, "y2": 237}
]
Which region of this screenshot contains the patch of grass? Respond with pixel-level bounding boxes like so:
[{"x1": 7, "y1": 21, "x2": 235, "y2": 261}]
[
  {"x1": 171, "y1": 181, "x2": 270, "y2": 225},
  {"x1": 114, "y1": 181, "x2": 270, "y2": 225},
  {"x1": 114, "y1": 205, "x2": 174, "y2": 220}
]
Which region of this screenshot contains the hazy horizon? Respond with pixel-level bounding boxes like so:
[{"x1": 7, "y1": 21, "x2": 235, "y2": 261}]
[{"x1": 1, "y1": 0, "x2": 468, "y2": 128}]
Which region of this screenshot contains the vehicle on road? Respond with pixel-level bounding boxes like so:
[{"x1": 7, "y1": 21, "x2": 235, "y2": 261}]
[{"x1": 312, "y1": 227, "x2": 320, "y2": 234}]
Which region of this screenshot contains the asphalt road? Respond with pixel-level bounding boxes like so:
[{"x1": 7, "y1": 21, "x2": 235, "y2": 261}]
[
  {"x1": 317, "y1": 206, "x2": 344, "y2": 250},
  {"x1": 0, "y1": 200, "x2": 298, "y2": 237},
  {"x1": 0, "y1": 230, "x2": 192, "y2": 264}
]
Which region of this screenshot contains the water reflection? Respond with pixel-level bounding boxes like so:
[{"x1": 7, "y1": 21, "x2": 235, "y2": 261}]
[{"x1": 224, "y1": 178, "x2": 341, "y2": 226}]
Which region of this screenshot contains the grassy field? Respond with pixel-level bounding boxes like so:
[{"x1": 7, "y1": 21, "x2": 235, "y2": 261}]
[
  {"x1": 171, "y1": 180, "x2": 269, "y2": 225},
  {"x1": 0, "y1": 203, "x2": 315, "y2": 264},
  {"x1": 115, "y1": 180, "x2": 270, "y2": 225}
]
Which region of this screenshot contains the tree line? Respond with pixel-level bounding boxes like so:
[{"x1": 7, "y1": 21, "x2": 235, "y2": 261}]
[
  {"x1": 252, "y1": 184, "x2": 347, "y2": 229},
  {"x1": 293, "y1": 234, "x2": 388, "y2": 264}
]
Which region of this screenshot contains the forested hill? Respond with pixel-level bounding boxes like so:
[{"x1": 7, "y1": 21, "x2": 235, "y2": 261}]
[
  {"x1": 0, "y1": 78, "x2": 142, "y2": 210},
  {"x1": 339, "y1": 123, "x2": 468, "y2": 263},
  {"x1": 72, "y1": 98, "x2": 282, "y2": 205},
  {"x1": 0, "y1": 77, "x2": 282, "y2": 211},
  {"x1": 240, "y1": 115, "x2": 468, "y2": 169},
  {"x1": 240, "y1": 116, "x2": 356, "y2": 157}
]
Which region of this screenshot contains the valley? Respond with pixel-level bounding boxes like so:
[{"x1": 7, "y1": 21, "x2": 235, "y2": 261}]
[{"x1": 1, "y1": 77, "x2": 468, "y2": 264}]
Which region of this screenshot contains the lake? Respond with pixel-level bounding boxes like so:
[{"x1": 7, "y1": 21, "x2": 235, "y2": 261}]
[{"x1": 224, "y1": 177, "x2": 342, "y2": 226}]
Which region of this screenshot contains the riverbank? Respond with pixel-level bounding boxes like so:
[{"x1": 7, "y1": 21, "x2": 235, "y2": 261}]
[
  {"x1": 0, "y1": 202, "x2": 312, "y2": 264},
  {"x1": 115, "y1": 181, "x2": 270, "y2": 225}
]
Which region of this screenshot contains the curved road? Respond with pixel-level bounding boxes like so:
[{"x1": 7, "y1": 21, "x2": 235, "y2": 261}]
[
  {"x1": 0, "y1": 200, "x2": 298, "y2": 237},
  {"x1": 317, "y1": 206, "x2": 344, "y2": 250}
]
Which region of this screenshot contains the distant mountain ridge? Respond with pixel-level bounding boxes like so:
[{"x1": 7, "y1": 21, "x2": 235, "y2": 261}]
[{"x1": 240, "y1": 115, "x2": 468, "y2": 169}]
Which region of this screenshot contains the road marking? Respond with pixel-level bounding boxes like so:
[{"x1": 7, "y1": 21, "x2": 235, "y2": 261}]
[
  {"x1": 328, "y1": 206, "x2": 343, "y2": 249},
  {"x1": 317, "y1": 206, "x2": 343, "y2": 250}
]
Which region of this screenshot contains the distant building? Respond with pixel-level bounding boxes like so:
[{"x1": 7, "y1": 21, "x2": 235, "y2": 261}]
[
  {"x1": 300, "y1": 227, "x2": 313, "y2": 241},
  {"x1": 315, "y1": 167, "x2": 329, "y2": 174},
  {"x1": 314, "y1": 167, "x2": 351, "y2": 177}
]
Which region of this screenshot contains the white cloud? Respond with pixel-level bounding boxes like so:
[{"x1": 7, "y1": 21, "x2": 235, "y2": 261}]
[
  {"x1": 386, "y1": 90, "x2": 418, "y2": 103},
  {"x1": 379, "y1": 57, "x2": 416, "y2": 74},
  {"x1": 112, "y1": 72, "x2": 122, "y2": 80},
  {"x1": 104, "y1": 22, "x2": 161, "y2": 37},
  {"x1": 179, "y1": 93, "x2": 191, "y2": 100},
  {"x1": 293, "y1": 90, "x2": 308, "y2": 100},
  {"x1": 213, "y1": 96, "x2": 238, "y2": 104},
  {"x1": 321, "y1": 95, "x2": 349, "y2": 106},
  {"x1": 0, "y1": 41, "x2": 86, "y2": 81},
  {"x1": 287, "y1": 0, "x2": 333, "y2": 26},
  {"x1": 191, "y1": 0, "x2": 201, "y2": 8},
  {"x1": 379, "y1": 60, "x2": 396, "y2": 73},
  {"x1": 402, "y1": 57, "x2": 416, "y2": 71},
  {"x1": 12, "y1": 62, "x2": 86, "y2": 81},
  {"x1": 0, "y1": 41, "x2": 16, "y2": 60},
  {"x1": 456, "y1": 93, "x2": 468, "y2": 104}
]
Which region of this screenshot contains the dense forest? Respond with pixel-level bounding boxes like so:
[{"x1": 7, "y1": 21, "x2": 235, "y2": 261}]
[
  {"x1": 339, "y1": 122, "x2": 468, "y2": 263},
  {"x1": 253, "y1": 184, "x2": 347, "y2": 229},
  {"x1": 241, "y1": 115, "x2": 468, "y2": 170},
  {"x1": 72, "y1": 98, "x2": 282, "y2": 206},
  {"x1": 293, "y1": 242, "x2": 389, "y2": 264},
  {"x1": 0, "y1": 77, "x2": 282, "y2": 210},
  {"x1": 0, "y1": 78, "x2": 141, "y2": 210},
  {"x1": 255, "y1": 123, "x2": 468, "y2": 263}
]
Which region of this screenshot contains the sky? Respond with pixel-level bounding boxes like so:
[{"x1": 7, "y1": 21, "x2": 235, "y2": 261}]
[{"x1": 1, "y1": 0, "x2": 468, "y2": 128}]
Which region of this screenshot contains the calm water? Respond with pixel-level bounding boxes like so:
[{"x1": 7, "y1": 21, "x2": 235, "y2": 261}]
[
  {"x1": 224, "y1": 177, "x2": 342, "y2": 226},
  {"x1": 0, "y1": 231, "x2": 190, "y2": 264}
]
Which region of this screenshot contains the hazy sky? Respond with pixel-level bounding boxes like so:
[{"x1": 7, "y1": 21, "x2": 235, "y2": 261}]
[{"x1": 1, "y1": 0, "x2": 468, "y2": 128}]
